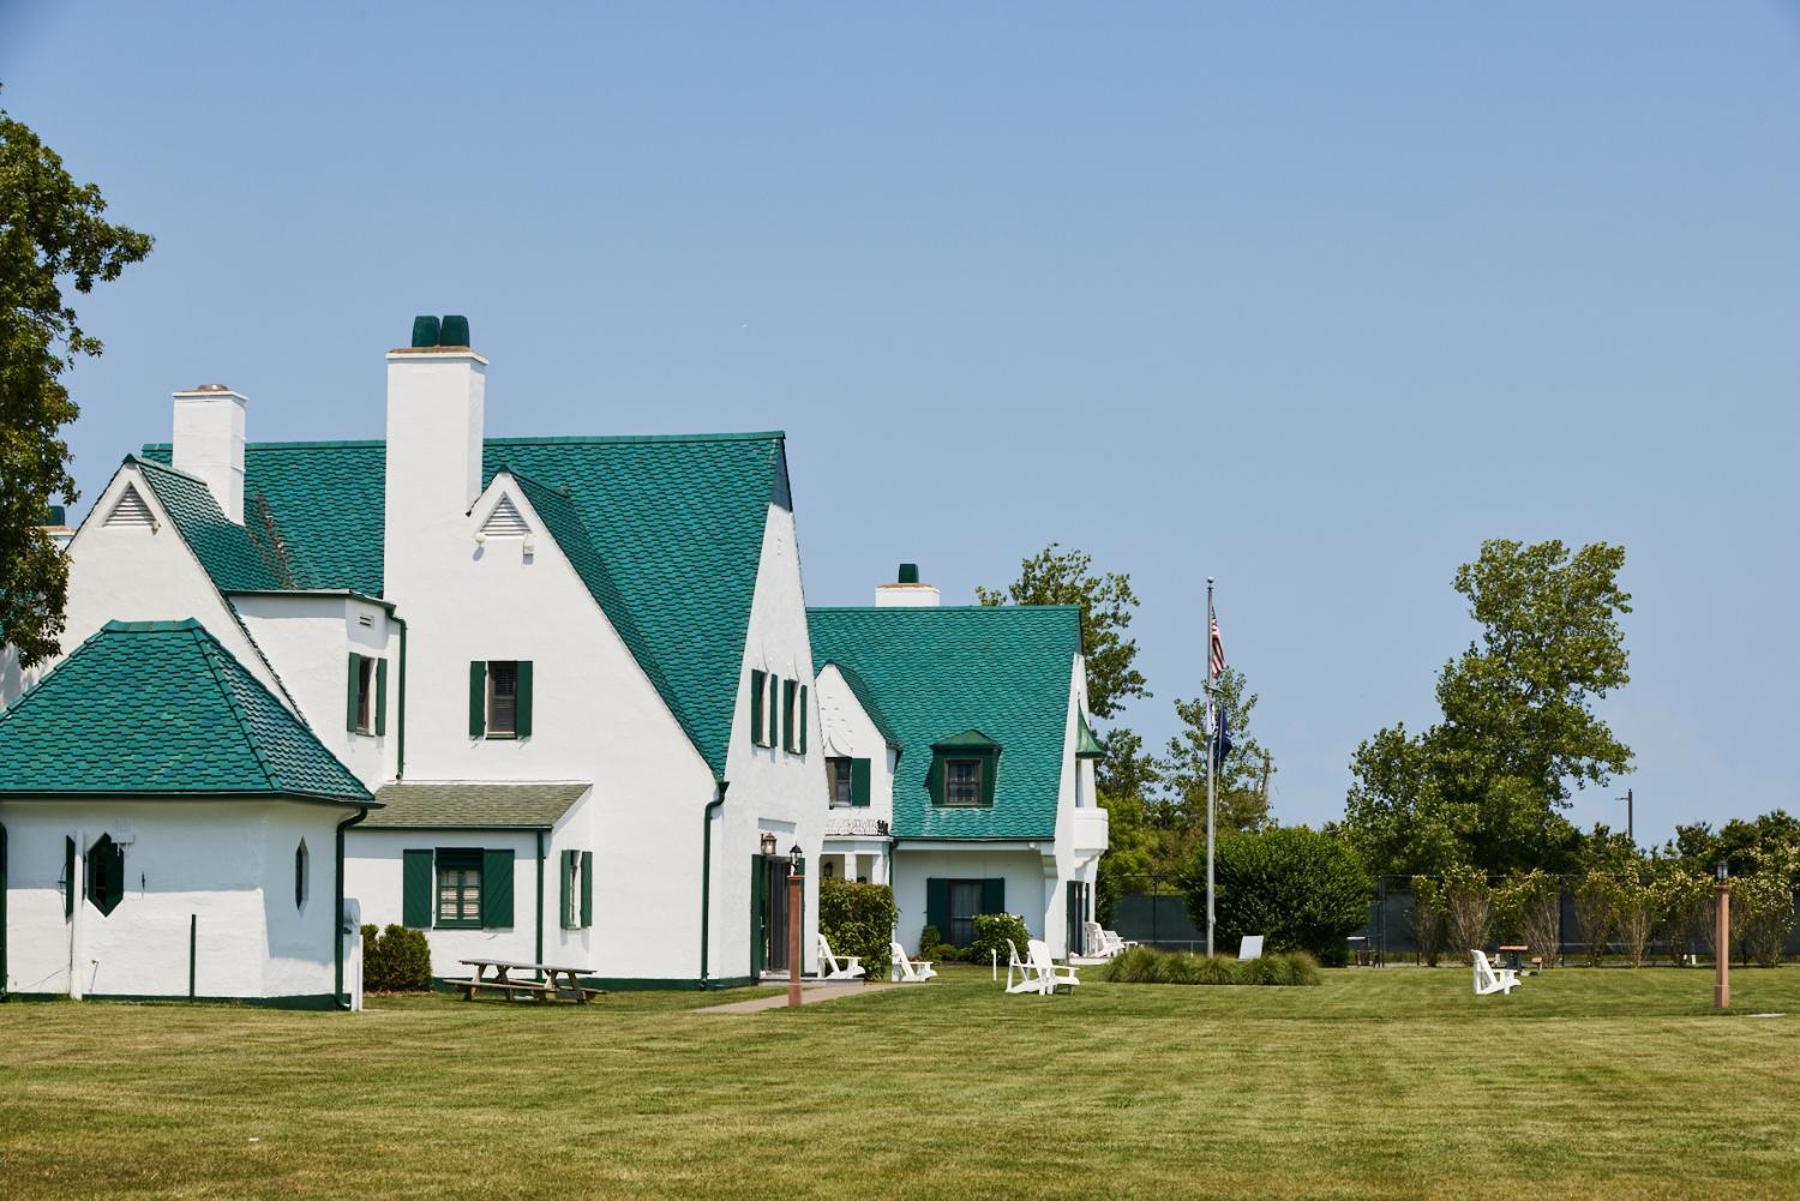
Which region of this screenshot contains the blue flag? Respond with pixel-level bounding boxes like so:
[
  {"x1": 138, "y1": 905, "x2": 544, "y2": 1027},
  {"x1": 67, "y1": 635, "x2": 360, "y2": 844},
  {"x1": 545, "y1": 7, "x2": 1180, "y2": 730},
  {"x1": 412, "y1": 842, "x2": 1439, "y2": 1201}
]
[{"x1": 1211, "y1": 704, "x2": 1233, "y2": 774}]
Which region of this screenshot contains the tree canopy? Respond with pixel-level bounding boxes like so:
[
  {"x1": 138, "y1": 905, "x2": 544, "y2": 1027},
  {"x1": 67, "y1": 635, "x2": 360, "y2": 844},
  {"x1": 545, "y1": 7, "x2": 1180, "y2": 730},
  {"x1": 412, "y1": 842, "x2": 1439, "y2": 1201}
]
[
  {"x1": 1337, "y1": 539, "x2": 1633, "y2": 876},
  {"x1": 1, "y1": 96, "x2": 152, "y2": 666}
]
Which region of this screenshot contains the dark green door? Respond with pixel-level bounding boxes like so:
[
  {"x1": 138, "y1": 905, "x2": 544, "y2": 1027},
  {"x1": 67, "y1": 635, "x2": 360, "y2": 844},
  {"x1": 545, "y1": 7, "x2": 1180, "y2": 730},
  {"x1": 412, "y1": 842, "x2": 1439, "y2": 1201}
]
[
  {"x1": 750, "y1": 855, "x2": 768, "y2": 977},
  {"x1": 1066, "y1": 881, "x2": 1090, "y2": 956}
]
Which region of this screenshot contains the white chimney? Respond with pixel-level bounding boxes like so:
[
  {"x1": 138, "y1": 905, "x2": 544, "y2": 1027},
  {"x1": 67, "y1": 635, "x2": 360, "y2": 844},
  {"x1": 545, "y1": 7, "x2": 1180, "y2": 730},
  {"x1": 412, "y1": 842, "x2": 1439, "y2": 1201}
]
[
  {"x1": 172, "y1": 384, "x2": 248, "y2": 522},
  {"x1": 383, "y1": 315, "x2": 487, "y2": 597},
  {"x1": 876, "y1": 562, "x2": 940, "y2": 607}
]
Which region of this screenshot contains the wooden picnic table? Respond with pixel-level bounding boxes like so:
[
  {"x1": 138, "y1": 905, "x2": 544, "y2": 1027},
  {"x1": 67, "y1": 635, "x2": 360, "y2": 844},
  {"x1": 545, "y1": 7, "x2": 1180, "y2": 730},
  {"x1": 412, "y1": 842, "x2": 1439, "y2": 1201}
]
[
  {"x1": 1496, "y1": 945, "x2": 1528, "y2": 973},
  {"x1": 458, "y1": 958, "x2": 604, "y2": 1004}
]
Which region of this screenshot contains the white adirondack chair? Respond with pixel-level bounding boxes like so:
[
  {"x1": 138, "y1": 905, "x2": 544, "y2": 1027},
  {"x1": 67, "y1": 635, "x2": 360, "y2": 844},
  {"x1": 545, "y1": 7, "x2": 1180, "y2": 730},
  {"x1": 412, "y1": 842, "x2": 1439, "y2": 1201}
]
[
  {"x1": 815, "y1": 934, "x2": 865, "y2": 981},
  {"x1": 1238, "y1": 935, "x2": 1265, "y2": 962},
  {"x1": 1082, "y1": 921, "x2": 1124, "y2": 959},
  {"x1": 890, "y1": 941, "x2": 936, "y2": 983},
  {"x1": 1102, "y1": 928, "x2": 1137, "y2": 954},
  {"x1": 1027, "y1": 939, "x2": 1080, "y2": 995},
  {"x1": 1472, "y1": 949, "x2": 1519, "y2": 996},
  {"x1": 1004, "y1": 939, "x2": 1041, "y2": 994}
]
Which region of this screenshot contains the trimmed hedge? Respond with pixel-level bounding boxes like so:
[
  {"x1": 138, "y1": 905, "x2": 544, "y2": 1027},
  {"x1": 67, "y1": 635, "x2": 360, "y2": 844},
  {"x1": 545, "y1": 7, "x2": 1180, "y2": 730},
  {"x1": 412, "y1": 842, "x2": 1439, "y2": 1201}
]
[
  {"x1": 362, "y1": 923, "x2": 431, "y2": 992},
  {"x1": 1099, "y1": 945, "x2": 1321, "y2": 986},
  {"x1": 1186, "y1": 827, "x2": 1372, "y2": 966},
  {"x1": 819, "y1": 879, "x2": 897, "y2": 980},
  {"x1": 970, "y1": 912, "x2": 1032, "y2": 968}
]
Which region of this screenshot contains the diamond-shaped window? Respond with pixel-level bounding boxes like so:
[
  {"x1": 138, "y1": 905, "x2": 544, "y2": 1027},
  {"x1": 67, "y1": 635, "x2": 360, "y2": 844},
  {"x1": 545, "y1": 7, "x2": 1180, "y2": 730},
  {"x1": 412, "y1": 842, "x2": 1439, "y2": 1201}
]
[{"x1": 86, "y1": 833, "x2": 125, "y2": 917}]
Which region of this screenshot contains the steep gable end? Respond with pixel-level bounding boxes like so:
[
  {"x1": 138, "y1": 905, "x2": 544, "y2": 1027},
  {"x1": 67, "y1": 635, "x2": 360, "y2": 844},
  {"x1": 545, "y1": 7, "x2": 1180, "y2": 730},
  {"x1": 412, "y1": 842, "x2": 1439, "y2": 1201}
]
[
  {"x1": 105, "y1": 483, "x2": 154, "y2": 529},
  {"x1": 480, "y1": 494, "x2": 531, "y2": 538}
]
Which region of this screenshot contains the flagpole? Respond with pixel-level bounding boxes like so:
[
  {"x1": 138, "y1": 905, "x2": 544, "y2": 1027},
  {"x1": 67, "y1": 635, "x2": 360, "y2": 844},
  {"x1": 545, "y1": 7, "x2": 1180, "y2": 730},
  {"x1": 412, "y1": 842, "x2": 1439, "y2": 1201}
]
[{"x1": 1205, "y1": 576, "x2": 1216, "y2": 960}]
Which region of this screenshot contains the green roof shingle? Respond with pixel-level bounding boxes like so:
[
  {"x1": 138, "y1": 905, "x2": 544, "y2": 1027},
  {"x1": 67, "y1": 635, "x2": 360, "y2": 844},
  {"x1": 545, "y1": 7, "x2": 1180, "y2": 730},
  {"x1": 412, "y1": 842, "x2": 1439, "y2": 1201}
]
[
  {"x1": 142, "y1": 432, "x2": 790, "y2": 776},
  {"x1": 807, "y1": 606, "x2": 1081, "y2": 840},
  {"x1": 0, "y1": 619, "x2": 371, "y2": 803},
  {"x1": 364, "y1": 781, "x2": 589, "y2": 829}
]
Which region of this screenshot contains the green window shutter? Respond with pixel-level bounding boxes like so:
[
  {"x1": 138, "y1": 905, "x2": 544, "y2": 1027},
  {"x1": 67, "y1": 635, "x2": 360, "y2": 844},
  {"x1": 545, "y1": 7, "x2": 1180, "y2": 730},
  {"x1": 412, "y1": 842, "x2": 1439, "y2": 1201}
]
[
  {"x1": 982, "y1": 877, "x2": 1006, "y2": 915},
  {"x1": 799, "y1": 685, "x2": 809, "y2": 754},
  {"x1": 481, "y1": 848, "x2": 514, "y2": 928},
  {"x1": 750, "y1": 670, "x2": 766, "y2": 745},
  {"x1": 925, "y1": 878, "x2": 949, "y2": 939},
  {"x1": 560, "y1": 850, "x2": 577, "y2": 930},
  {"x1": 63, "y1": 835, "x2": 75, "y2": 919},
  {"x1": 375, "y1": 658, "x2": 389, "y2": 736},
  {"x1": 402, "y1": 849, "x2": 433, "y2": 928},
  {"x1": 850, "y1": 758, "x2": 872, "y2": 807},
  {"x1": 515, "y1": 660, "x2": 534, "y2": 737},
  {"x1": 782, "y1": 679, "x2": 797, "y2": 751},
  {"x1": 926, "y1": 754, "x2": 943, "y2": 806},
  {"x1": 981, "y1": 751, "x2": 999, "y2": 807},
  {"x1": 580, "y1": 850, "x2": 594, "y2": 928},
  {"x1": 468, "y1": 662, "x2": 487, "y2": 737},
  {"x1": 346, "y1": 652, "x2": 361, "y2": 732}
]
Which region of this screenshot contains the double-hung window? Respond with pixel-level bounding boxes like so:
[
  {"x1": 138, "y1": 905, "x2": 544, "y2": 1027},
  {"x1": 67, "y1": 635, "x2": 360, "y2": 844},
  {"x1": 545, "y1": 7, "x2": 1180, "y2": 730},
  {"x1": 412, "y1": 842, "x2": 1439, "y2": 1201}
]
[
  {"x1": 828, "y1": 758, "x2": 853, "y2": 807},
  {"x1": 435, "y1": 850, "x2": 484, "y2": 928},
  {"x1": 944, "y1": 759, "x2": 983, "y2": 807},
  {"x1": 469, "y1": 661, "x2": 533, "y2": 739},
  {"x1": 346, "y1": 653, "x2": 388, "y2": 736}
]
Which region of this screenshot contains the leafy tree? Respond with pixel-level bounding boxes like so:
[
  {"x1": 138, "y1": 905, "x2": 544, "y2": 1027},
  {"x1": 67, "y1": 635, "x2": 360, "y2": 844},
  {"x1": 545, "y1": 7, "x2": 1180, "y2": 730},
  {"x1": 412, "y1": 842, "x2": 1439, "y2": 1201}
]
[
  {"x1": 1340, "y1": 539, "x2": 1633, "y2": 876},
  {"x1": 1093, "y1": 726, "x2": 1161, "y2": 921},
  {"x1": 1185, "y1": 827, "x2": 1372, "y2": 966},
  {"x1": 1163, "y1": 665, "x2": 1275, "y2": 837},
  {"x1": 1, "y1": 97, "x2": 152, "y2": 665},
  {"x1": 977, "y1": 542, "x2": 1147, "y2": 720}
]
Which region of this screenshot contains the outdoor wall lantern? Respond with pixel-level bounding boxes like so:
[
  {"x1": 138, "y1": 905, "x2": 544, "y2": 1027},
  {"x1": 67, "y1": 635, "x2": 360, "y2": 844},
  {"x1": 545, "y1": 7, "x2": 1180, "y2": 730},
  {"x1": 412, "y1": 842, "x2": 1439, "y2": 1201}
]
[
  {"x1": 789, "y1": 843, "x2": 806, "y2": 878},
  {"x1": 760, "y1": 832, "x2": 777, "y2": 858},
  {"x1": 1716, "y1": 859, "x2": 1729, "y2": 883}
]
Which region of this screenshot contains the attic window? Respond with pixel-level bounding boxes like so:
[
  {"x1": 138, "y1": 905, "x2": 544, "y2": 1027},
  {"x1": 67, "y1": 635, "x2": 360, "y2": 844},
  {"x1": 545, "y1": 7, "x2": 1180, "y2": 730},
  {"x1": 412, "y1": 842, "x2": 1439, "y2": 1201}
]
[
  {"x1": 944, "y1": 760, "x2": 983, "y2": 806},
  {"x1": 105, "y1": 484, "x2": 155, "y2": 529},
  {"x1": 481, "y1": 495, "x2": 530, "y2": 538}
]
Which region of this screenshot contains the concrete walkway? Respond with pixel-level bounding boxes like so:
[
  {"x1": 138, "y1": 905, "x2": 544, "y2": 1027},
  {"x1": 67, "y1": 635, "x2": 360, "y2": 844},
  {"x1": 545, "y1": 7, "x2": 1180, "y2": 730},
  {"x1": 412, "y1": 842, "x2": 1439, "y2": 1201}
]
[{"x1": 695, "y1": 982, "x2": 895, "y2": 1014}]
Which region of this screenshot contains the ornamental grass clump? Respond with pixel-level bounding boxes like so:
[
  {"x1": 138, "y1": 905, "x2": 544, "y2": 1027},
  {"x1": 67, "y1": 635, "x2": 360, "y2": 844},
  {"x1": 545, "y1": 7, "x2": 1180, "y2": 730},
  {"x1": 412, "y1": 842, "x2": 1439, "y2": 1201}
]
[{"x1": 1099, "y1": 946, "x2": 1319, "y2": 986}]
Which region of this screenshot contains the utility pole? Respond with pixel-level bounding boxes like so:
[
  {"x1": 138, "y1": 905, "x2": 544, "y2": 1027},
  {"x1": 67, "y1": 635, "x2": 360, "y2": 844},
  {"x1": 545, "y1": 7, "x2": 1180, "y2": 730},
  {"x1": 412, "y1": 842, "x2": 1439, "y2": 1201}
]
[
  {"x1": 1617, "y1": 788, "x2": 1634, "y2": 846},
  {"x1": 1260, "y1": 749, "x2": 1272, "y2": 822}
]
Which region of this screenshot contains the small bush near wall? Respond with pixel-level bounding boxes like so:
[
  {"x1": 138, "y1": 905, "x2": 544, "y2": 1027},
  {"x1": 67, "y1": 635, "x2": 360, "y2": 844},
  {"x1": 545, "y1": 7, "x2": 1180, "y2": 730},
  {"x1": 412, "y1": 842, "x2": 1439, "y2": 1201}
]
[
  {"x1": 819, "y1": 879, "x2": 898, "y2": 980},
  {"x1": 917, "y1": 924, "x2": 944, "y2": 956},
  {"x1": 1100, "y1": 946, "x2": 1321, "y2": 986},
  {"x1": 969, "y1": 913, "x2": 1032, "y2": 967},
  {"x1": 363, "y1": 923, "x2": 432, "y2": 992}
]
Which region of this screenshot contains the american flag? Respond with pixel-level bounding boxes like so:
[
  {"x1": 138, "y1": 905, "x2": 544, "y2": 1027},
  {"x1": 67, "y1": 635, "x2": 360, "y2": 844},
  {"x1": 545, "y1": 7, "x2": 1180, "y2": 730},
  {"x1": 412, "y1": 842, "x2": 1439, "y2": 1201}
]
[{"x1": 1209, "y1": 617, "x2": 1226, "y2": 680}]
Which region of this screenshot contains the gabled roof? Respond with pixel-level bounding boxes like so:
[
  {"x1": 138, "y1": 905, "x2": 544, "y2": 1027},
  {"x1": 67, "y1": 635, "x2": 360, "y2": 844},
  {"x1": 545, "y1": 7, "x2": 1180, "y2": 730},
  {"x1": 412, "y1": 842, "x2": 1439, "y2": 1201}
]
[
  {"x1": 0, "y1": 620, "x2": 371, "y2": 803},
  {"x1": 819, "y1": 661, "x2": 903, "y2": 754},
  {"x1": 132, "y1": 458, "x2": 290, "y2": 590},
  {"x1": 806, "y1": 606, "x2": 1082, "y2": 840},
  {"x1": 142, "y1": 432, "x2": 792, "y2": 776},
  {"x1": 365, "y1": 782, "x2": 588, "y2": 829}
]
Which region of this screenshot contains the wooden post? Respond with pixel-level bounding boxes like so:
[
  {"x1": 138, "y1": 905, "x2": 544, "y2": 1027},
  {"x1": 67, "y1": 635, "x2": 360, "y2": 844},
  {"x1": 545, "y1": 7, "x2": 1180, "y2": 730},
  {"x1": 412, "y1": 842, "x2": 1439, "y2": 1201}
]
[
  {"x1": 1714, "y1": 879, "x2": 1731, "y2": 1010},
  {"x1": 787, "y1": 869, "x2": 803, "y2": 1008}
]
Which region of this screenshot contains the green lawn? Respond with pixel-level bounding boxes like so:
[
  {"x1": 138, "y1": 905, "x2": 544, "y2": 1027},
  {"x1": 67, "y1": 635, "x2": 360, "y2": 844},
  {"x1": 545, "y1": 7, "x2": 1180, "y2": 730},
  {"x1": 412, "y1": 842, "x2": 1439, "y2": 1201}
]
[{"x1": 4, "y1": 966, "x2": 1799, "y2": 1199}]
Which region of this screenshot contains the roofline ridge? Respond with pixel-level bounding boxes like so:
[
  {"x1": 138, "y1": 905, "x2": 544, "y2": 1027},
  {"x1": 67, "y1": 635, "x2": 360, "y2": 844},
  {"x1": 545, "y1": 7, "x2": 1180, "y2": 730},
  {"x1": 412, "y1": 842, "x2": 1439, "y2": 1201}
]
[
  {"x1": 125, "y1": 454, "x2": 210, "y2": 486},
  {"x1": 807, "y1": 604, "x2": 1083, "y2": 613},
  {"x1": 485, "y1": 431, "x2": 786, "y2": 446},
  {"x1": 187, "y1": 622, "x2": 287, "y2": 794}
]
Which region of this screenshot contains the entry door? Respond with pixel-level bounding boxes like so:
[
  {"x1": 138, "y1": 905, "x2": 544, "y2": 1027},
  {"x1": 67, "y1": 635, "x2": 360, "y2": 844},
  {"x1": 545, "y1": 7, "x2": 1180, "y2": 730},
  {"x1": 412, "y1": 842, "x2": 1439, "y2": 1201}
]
[
  {"x1": 761, "y1": 855, "x2": 793, "y2": 974},
  {"x1": 1066, "y1": 881, "x2": 1091, "y2": 956}
]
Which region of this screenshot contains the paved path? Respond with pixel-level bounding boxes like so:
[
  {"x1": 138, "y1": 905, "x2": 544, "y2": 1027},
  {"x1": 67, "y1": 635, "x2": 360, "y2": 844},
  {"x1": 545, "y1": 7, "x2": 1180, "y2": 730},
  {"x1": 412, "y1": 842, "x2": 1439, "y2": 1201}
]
[{"x1": 695, "y1": 982, "x2": 895, "y2": 1014}]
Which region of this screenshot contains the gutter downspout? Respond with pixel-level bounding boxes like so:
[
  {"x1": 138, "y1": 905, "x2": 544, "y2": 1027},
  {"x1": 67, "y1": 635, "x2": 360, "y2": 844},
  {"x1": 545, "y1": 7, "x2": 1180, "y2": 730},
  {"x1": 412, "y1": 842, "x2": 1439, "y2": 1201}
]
[
  {"x1": 699, "y1": 780, "x2": 728, "y2": 989},
  {"x1": 335, "y1": 804, "x2": 369, "y2": 1010},
  {"x1": 392, "y1": 615, "x2": 408, "y2": 780},
  {"x1": 535, "y1": 830, "x2": 546, "y2": 965}
]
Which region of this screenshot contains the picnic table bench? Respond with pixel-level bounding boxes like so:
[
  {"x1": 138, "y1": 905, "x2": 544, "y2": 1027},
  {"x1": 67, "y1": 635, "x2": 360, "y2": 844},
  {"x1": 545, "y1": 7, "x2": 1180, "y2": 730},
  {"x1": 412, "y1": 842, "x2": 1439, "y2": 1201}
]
[{"x1": 458, "y1": 959, "x2": 604, "y2": 1004}]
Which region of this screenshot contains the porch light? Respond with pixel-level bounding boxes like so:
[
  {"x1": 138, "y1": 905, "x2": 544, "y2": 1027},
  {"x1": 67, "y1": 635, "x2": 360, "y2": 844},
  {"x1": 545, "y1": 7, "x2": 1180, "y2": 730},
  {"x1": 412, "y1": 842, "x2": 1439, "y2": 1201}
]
[
  {"x1": 789, "y1": 843, "x2": 805, "y2": 878},
  {"x1": 1716, "y1": 859, "x2": 1729, "y2": 883},
  {"x1": 760, "y1": 832, "x2": 777, "y2": 858}
]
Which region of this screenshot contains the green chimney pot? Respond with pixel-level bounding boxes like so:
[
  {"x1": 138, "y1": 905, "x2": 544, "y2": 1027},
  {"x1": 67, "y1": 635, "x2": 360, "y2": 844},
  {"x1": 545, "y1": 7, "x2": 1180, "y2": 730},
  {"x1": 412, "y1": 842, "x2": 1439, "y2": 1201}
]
[
  {"x1": 410, "y1": 315, "x2": 441, "y2": 348},
  {"x1": 897, "y1": 563, "x2": 920, "y2": 584},
  {"x1": 439, "y1": 314, "x2": 470, "y2": 347}
]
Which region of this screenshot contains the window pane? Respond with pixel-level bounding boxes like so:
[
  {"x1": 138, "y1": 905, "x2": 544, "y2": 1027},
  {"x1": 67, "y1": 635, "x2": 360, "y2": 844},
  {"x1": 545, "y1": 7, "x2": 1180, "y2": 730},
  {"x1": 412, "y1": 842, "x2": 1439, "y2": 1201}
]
[
  {"x1": 829, "y1": 758, "x2": 852, "y2": 806},
  {"x1": 946, "y1": 760, "x2": 981, "y2": 805},
  {"x1": 357, "y1": 659, "x2": 374, "y2": 732},
  {"x1": 488, "y1": 661, "x2": 518, "y2": 735},
  {"x1": 949, "y1": 881, "x2": 984, "y2": 947}
]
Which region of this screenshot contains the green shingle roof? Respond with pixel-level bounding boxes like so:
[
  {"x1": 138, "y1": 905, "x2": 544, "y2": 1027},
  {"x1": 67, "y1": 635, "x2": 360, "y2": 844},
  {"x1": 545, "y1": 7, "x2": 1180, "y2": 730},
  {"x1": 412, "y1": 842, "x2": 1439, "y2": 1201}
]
[
  {"x1": 142, "y1": 432, "x2": 790, "y2": 776},
  {"x1": 807, "y1": 606, "x2": 1082, "y2": 840},
  {"x1": 364, "y1": 781, "x2": 589, "y2": 829},
  {"x1": 132, "y1": 458, "x2": 290, "y2": 591},
  {"x1": 0, "y1": 619, "x2": 371, "y2": 803}
]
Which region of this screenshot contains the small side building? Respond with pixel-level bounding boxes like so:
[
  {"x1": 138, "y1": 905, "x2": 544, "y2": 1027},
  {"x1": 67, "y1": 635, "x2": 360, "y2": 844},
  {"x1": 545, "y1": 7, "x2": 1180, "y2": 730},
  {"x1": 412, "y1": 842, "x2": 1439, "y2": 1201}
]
[
  {"x1": 0, "y1": 620, "x2": 375, "y2": 1006},
  {"x1": 808, "y1": 566, "x2": 1109, "y2": 960}
]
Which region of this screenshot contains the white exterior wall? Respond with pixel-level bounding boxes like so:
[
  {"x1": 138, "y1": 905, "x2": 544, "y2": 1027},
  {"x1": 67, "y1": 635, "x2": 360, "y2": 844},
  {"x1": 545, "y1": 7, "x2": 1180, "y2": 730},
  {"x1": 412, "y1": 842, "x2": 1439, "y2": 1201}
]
[
  {"x1": 710, "y1": 503, "x2": 826, "y2": 980},
  {"x1": 891, "y1": 847, "x2": 1053, "y2": 955},
  {"x1": 234, "y1": 594, "x2": 398, "y2": 788},
  {"x1": 2, "y1": 799, "x2": 349, "y2": 1001},
  {"x1": 1051, "y1": 654, "x2": 1107, "y2": 955},
  {"x1": 815, "y1": 663, "x2": 896, "y2": 885},
  {"x1": 3, "y1": 465, "x2": 291, "y2": 711},
  {"x1": 368, "y1": 462, "x2": 717, "y2": 981}
]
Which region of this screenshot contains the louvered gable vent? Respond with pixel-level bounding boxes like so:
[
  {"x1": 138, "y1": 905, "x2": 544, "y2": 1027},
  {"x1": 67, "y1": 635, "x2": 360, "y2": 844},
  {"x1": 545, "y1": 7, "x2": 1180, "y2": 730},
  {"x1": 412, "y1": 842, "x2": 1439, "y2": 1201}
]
[
  {"x1": 481, "y1": 494, "x2": 530, "y2": 538},
  {"x1": 106, "y1": 484, "x2": 155, "y2": 529}
]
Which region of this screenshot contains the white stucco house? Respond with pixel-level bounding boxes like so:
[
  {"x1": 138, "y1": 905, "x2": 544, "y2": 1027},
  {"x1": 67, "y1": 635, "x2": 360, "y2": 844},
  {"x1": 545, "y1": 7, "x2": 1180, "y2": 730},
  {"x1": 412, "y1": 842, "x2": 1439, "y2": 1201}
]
[
  {"x1": 808, "y1": 565, "x2": 1110, "y2": 959},
  {"x1": 1, "y1": 315, "x2": 825, "y2": 1001}
]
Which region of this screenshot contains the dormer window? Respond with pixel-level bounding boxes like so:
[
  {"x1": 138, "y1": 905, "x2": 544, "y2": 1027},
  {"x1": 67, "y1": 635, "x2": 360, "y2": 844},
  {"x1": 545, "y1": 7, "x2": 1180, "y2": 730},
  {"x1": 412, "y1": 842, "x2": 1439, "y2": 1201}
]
[
  {"x1": 928, "y1": 730, "x2": 1001, "y2": 808},
  {"x1": 944, "y1": 759, "x2": 983, "y2": 806}
]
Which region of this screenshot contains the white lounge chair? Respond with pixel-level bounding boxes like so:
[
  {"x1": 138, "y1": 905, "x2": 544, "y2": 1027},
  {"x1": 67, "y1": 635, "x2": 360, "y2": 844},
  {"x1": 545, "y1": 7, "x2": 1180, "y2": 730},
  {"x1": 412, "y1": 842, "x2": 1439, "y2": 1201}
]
[
  {"x1": 1082, "y1": 921, "x2": 1132, "y2": 959},
  {"x1": 890, "y1": 941, "x2": 936, "y2": 983},
  {"x1": 1026, "y1": 939, "x2": 1080, "y2": 995},
  {"x1": 1102, "y1": 928, "x2": 1136, "y2": 954},
  {"x1": 1004, "y1": 939, "x2": 1040, "y2": 994},
  {"x1": 815, "y1": 934, "x2": 865, "y2": 981},
  {"x1": 1472, "y1": 949, "x2": 1519, "y2": 997},
  {"x1": 1238, "y1": 935, "x2": 1264, "y2": 962}
]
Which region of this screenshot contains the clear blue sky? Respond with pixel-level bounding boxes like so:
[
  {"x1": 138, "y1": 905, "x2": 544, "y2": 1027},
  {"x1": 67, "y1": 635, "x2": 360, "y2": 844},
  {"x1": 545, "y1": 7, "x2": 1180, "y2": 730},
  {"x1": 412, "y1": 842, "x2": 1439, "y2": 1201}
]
[{"x1": 5, "y1": 3, "x2": 1797, "y2": 846}]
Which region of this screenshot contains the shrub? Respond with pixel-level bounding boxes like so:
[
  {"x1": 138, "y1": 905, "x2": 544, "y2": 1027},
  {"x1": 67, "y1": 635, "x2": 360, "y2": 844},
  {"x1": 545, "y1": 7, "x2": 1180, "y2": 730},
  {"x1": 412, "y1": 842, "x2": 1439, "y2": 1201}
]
[
  {"x1": 1658, "y1": 868, "x2": 1713, "y2": 964},
  {"x1": 818, "y1": 878, "x2": 897, "y2": 981},
  {"x1": 1185, "y1": 827, "x2": 1372, "y2": 967},
  {"x1": 1573, "y1": 873, "x2": 1618, "y2": 966},
  {"x1": 1492, "y1": 869, "x2": 1561, "y2": 967},
  {"x1": 926, "y1": 943, "x2": 962, "y2": 964},
  {"x1": 363, "y1": 923, "x2": 431, "y2": 992},
  {"x1": 1099, "y1": 945, "x2": 1319, "y2": 987},
  {"x1": 1732, "y1": 871, "x2": 1796, "y2": 967},
  {"x1": 917, "y1": 924, "x2": 943, "y2": 956},
  {"x1": 1410, "y1": 875, "x2": 1449, "y2": 967},
  {"x1": 970, "y1": 913, "x2": 1032, "y2": 968},
  {"x1": 1442, "y1": 864, "x2": 1491, "y2": 965}
]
